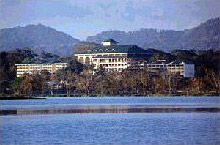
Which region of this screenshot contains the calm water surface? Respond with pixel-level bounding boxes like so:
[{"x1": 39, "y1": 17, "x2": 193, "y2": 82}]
[
  {"x1": 1, "y1": 96, "x2": 219, "y2": 109},
  {"x1": 0, "y1": 97, "x2": 219, "y2": 144},
  {"x1": 1, "y1": 113, "x2": 219, "y2": 145}
]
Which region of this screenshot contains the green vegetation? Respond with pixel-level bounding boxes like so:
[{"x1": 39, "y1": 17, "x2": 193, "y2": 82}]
[{"x1": 0, "y1": 48, "x2": 219, "y2": 97}]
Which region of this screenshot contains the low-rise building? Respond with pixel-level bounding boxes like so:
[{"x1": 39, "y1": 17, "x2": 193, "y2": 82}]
[
  {"x1": 15, "y1": 63, "x2": 67, "y2": 77},
  {"x1": 145, "y1": 60, "x2": 194, "y2": 77}
]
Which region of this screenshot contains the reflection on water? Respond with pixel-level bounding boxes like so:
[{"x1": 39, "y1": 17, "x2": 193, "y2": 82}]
[
  {"x1": 1, "y1": 97, "x2": 219, "y2": 115},
  {"x1": 1, "y1": 96, "x2": 219, "y2": 108},
  {"x1": 1, "y1": 113, "x2": 219, "y2": 145},
  {"x1": 0, "y1": 105, "x2": 218, "y2": 115}
]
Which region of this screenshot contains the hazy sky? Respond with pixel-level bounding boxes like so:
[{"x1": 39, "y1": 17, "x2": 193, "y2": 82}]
[{"x1": 0, "y1": 0, "x2": 220, "y2": 40}]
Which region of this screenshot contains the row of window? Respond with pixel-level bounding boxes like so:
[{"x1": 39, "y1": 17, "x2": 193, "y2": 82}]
[
  {"x1": 105, "y1": 68, "x2": 123, "y2": 72},
  {"x1": 147, "y1": 67, "x2": 184, "y2": 70},
  {"x1": 147, "y1": 66, "x2": 184, "y2": 69},
  {"x1": 100, "y1": 64, "x2": 127, "y2": 67},
  {"x1": 77, "y1": 54, "x2": 126, "y2": 57},
  {"x1": 18, "y1": 66, "x2": 66, "y2": 69},
  {"x1": 17, "y1": 67, "x2": 29, "y2": 69}
]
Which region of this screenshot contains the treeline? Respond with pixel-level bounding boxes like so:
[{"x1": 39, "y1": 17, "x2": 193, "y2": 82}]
[
  {"x1": 6, "y1": 65, "x2": 219, "y2": 97},
  {"x1": 4, "y1": 60, "x2": 220, "y2": 97},
  {"x1": 0, "y1": 48, "x2": 219, "y2": 97}
]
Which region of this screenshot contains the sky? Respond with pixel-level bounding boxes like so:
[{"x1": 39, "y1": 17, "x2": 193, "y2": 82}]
[{"x1": 0, "y1": 0, "x2": 220, "y2": 40}]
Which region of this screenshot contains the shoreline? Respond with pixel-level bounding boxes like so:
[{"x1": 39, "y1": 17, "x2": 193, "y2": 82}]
[
  {"x1": 0, "y1": 96, "x2": 46, "y2": 100},
  {"x1": 0, "y1": 94, "x2": 219, "y2": 100}
]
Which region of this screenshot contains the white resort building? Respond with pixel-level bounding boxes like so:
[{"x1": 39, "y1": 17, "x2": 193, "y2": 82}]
[
  {"x1": 74, "y1": 39, "x2": 152, "y2": 72},
  {"x1": 15, "y1": 63, "x2": 67, "y2": 77},
  {"x1": 74, "y1": 39, "x2": 195, "y2": 77}
]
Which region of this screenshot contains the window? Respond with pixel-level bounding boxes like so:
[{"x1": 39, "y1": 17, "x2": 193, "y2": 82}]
[{"x1": 100, "y1": 59, "x2": 105, "y2": 63}]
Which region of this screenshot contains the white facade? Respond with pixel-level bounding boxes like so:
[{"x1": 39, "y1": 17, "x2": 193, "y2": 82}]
[
  {"x1": 74, "y1": 39, "x2": 195, "y2": 77},
  {"x1": 102, "y1": 42, "x2": 112, "y2": 46},
  {"x1": 15, "y1": 63, "x2": 67, "y2": 77},
  {"x1": 75, "y1": 53, "x2": 195, "y2": 77},
  {"x1": 75, "y1": 53, "x2": 128, "y2": 72},
  {"x1": 146, "y1": 61, "x2": 194, "y2": 77},
  {"x1": 101, "y1": 40, "x2": 117, "y2": 46}
]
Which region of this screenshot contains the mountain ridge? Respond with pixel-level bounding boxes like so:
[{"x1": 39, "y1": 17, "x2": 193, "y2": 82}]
[
  {"x1": 0, "y1": 17, "x2": 219, "y2": 56},
  {"x1": 0, "y1": 24, "x2": 79, "y2": 56},
  {"x1": 87, "y1": 17, "x2": 220, "y2": 52}
]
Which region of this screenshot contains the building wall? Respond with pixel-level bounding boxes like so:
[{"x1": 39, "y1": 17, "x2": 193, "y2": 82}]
[
  {"x1": 94, "y1": 57, "x2": 128, "y2": 72},
  {"x1": 167, "y1": 63, "x2": 184, "y2": 75},
  {"x1": 145, "y1": 62, "x2": 194, "y2": 77},
  {"x1": 102, "y1": 42, "x2": 117, "y2": 46},
  {"x1": 75, "y1": 53, "x2": 128, "y2": 72},
  {"x1": 102, "y1": 42, "x2": 111, "y2": 46},
  {"x1": 75, "y1": 54, "x2": 195, "y2": 77},
  {"x1": 15, "y1": 63, "x2": 67, "y2": 77}
]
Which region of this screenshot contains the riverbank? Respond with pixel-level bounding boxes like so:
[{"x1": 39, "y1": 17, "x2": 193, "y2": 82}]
[
  {"x1": 0, "y1": 96, "x2": 45, "y2": 100},
  {"x1": 0, "y1": 93, "x2": 219, "y2": 100}
]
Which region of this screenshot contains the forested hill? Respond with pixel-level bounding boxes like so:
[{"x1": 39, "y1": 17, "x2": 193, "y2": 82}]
[
  {"x1": 0, "y1": 24, "x2": 79, "y2": 56},
  {"x1": 87, "y1": 17, "x2": 220, "y2": 52},
  {"x1": 0, "y1": 17, "x2": 219, "y2": 56}
]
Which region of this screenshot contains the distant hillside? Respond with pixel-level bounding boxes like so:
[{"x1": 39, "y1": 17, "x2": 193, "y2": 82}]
[
  {"x1": 87, "y1": 17, "x2": 220, "y2": 52},
  {"x1": 0, "y1": 24, "x2": 79, "y2": 56}
]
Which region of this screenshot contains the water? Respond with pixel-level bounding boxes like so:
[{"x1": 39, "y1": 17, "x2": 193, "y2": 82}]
[
  {"x1": 1, "y1": 113, "x2": 219, "y2": 145},
  {"x1": 1, "y1": 96, "x2": 220, "y2": 109},
  {"x1": 0, "y1": 97, "x2": 219, "y2": 144}
]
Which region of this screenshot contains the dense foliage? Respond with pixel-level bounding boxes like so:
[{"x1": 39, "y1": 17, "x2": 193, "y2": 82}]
[{"x1": 0, "y1": 48, "x2": 34, "y2": 94}]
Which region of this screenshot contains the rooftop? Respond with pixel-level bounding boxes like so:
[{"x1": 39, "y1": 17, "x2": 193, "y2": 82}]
[
  {"x1": 103, "y1": 39, "x2": 118, "y2": 43},
  {"x1": 77, "y1": 45, "x2": 153, "y2": 54},
  {"x1": 22, "y1": 58, "x2": 66, "y2": 64},
  {"x1": 168, "y1": 60, "x2": 194, "y2": 65}
]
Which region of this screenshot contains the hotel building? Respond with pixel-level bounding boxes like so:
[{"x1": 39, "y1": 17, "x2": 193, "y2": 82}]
[
  {"x1": 74, "y1": 39, "x2": 152, "y2": 72},
  {"x1": 15, "y1": 63, "x2": 67, "y2": 77},
  {"x1": 74, "y1": 39, "x2": 194, "y2": 77}
]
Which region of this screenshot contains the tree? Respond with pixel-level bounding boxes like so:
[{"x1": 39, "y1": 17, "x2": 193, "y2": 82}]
[
  {"x1": 10, "y1": 77, "x2": 22, "y2": 95},
  {"x1": 66, "y1": 59, "x2": 84, "y2": 74},
  {"x1": 19, "y1": 74, "x2": 33, "y2": 95}
]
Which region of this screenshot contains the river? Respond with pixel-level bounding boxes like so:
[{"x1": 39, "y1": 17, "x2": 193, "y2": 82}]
[{"x1": 0, "y1": 96, "x2": 219, "y2": 144}]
